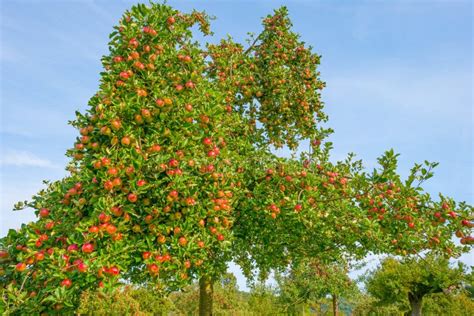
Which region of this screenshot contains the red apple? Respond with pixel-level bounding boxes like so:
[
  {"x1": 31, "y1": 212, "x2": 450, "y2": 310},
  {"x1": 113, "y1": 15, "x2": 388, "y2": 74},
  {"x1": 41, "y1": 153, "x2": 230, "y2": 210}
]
[
  {"x1": 128, "y1": 193, "x2": 138, "y2": 203},
  {"x1": 121, "y1": 136, "x2": 131, "y2": 146},
  {"x1": 39, "y1": 208, "x2": 50, "y2": 218},
  {"x1": 178, "y1": 237, "x2": 187, "y2": 246},
  {"x1": 67, "y1": 244, "x2": 78, "y2": 252},
  {"x1": 77, "y1": 262, "x2": 87, "y2": 273},
  {"x1": 61, "y1": 278, "x2": 72, "y2": 287},
  {"x1": 82, "y1": 243, "x2": 94, "y2": 253},
  {"x1": 106, "y1": 225, "x2": 117, "y2": 235},
  {"x1": 148, "y1": 263, "x2": 159, "y2": 274},
  {"x1": 108, "y1": 266, "x2": 120, "y2": 275},
  {"x1": 155, "y1": 99, "x2": 165, "y2": 107}
]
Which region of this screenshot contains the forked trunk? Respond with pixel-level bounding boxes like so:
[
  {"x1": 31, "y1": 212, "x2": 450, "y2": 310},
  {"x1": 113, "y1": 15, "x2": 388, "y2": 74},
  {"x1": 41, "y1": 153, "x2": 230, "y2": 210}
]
[
  {"x1": 408, "y1": 292, "x2": 423, "y2": 316},
  {"x1": 332, "y1": 294, "x2": 338, "y2": 316},
  {"x1": 199, "y1": 275, "x2": 214, "y2": 316}
]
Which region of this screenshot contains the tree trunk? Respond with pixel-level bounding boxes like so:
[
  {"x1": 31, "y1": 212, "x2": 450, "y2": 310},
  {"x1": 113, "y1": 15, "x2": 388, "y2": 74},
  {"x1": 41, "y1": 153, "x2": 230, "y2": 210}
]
[
  {"x1": 199, "y1": 275, "x2": 214, "y2": 316},
  {"x1": 408, "y1": 293, "x2": 423, "y2": 316},
  {"x1": 332, "y1": 294, "x2": 338, "y2": 316}
]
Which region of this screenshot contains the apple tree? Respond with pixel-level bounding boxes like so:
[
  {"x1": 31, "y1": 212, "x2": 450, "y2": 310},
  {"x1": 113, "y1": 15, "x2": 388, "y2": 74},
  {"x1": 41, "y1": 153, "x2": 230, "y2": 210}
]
[
  {"x1": 0, "y1": 2, "x2": 472, "y2": 315},
  {"x1": 366, "y1": 255, "x2": 468, "y2": 316},
  {"x1": 276, "y1": 259, "x2": 358, "y2": 315}
]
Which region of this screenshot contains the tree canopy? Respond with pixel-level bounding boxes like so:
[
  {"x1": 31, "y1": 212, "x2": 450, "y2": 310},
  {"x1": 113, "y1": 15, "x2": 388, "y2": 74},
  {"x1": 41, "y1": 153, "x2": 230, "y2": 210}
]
[
  {"x1": 276, "y1": 258, "x2": 358, "y2": 314},
  {"x1": 0, "y1": 2, "x2": 472, "y2": 314},
  {"x1": 366, "y1": 255, "x2": 469, "y2": 316}
]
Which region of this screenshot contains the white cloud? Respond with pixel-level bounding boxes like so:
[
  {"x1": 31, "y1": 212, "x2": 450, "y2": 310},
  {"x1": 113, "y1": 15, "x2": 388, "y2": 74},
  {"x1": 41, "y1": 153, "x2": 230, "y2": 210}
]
[{"x1": 0, "y1": 150, "x2": 57, "y2": 169}]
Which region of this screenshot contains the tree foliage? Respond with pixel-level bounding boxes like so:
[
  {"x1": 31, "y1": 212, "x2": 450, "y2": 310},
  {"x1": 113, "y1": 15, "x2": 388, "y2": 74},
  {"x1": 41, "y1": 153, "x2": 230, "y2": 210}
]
[
  {"x1": 365, "y1": 255, "x2": 469, "y2": 315},
  {"x1": 0, "y1": 2, "x2": 472, "y2": 314},
  {"x1": 276, "y1": 259, "x2": 358, "y2": 313}
]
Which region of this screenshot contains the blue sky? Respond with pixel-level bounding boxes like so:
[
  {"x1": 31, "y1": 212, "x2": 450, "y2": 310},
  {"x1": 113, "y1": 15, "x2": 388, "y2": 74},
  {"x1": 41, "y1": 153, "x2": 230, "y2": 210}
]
[{"x1": 1, "y1": 0, "x2": 472, "y2": 290}]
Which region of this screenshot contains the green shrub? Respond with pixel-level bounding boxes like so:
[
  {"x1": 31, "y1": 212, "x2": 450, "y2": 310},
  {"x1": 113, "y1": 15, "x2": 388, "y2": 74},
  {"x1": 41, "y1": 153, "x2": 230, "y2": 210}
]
[{"x1": 77, "y1": 286, "x2": 174, "y2": 315}]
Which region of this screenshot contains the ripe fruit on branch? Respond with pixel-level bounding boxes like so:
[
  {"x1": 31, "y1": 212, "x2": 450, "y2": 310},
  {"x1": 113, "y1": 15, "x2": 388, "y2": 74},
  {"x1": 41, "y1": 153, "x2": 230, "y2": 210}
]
[
  {"x1": 121, "y1": 136, "x2": 131, "y2": 146},
  {"x1": 119, "y1": 71, "x2": 130, "y2": 80},
  {"x1": 148, "y1": 263, "x2": 159, "y2": 274},
  {"x1": 203, "y1": 137, "x2": 212, "y2": 146},
  {"x1": 104, "y1": 180, "x2": 114, "y2": 191},
  {"x1": 82, "y1": 243, "x2": 94, "y2": 253},
  {"x1": 111, "y1": 206, "x2": 123, "y2": 217},
  {"x1": 128, "y1": 193, "x2": 138, "y2": 203},
  {"x1": 179, "y1": 237, "x2": 187, "y2": 246},
  {"x1": 106, "y1": 225, "x2": 117, "y2": 235},
  {"x1": 184, "y1": 260, "x2": 191, "y2": 269},
  {"x1": 67, "y1": 244, "x2": 79, "y2": 252},
  {"x1": 108, "y1": 266, "x2": 120, "y2": 275},
  {"x1": 157, "y1": 235, "x2": 166, "y2": 244},
  {"x1": 98, "y1": 213, "x2": 111, "y2": 223},
  {"x1": 168, "y1": 190, "x2": 179, "y2": 199},
  {"x1": 108, "y1": 168, "x2": 118, "y2": 176},
  {"x1": 16, "y1": 262, "x2": 26, "y2": 272},
  {"x1": 61, "y1": 279, "x2": 72, "y2": 288},
  {"x1": 155, "y1": 99, "x2": 165, "y2": 107},
  {"x1": 141, "y1": 108, "x2": 151, "y2": 118},
  {"x1": 167, "y1": 16, "x2": 175, "y2": 25},
  {"x1": 129, "y1": 38, "x2": 139, "y2": 48},
  {"x1": 185, "y1": 103, "x2": 193, "y2": 112},
  {"x1": 185, "y1": 197, "x2": 196, "y2": 206},
  {"x1": 39, "y1": 208, "x2": 50, "y2": 218},
  {"x1": 311, "y1": 139, "x2": 321, "y2": 147},
  {"x1": 77, "y1": 262, "x2": 88, "y2": 273},
  {"x1": 185, "y1": 81, "x2": 195, "y2": 89}
]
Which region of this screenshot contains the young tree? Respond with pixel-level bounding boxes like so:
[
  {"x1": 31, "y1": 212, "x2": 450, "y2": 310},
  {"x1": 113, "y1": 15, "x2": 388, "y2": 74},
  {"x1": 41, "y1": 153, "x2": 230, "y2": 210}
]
[
  {"x1": 365, "y1": 255, "x2": 468, "y2": 316},
  {"x1": 277, "y1": 259, "x2": 358, "y2": 315},
  {"x1": 0, "y1": 2, "x2": 472, "y2": 315}
]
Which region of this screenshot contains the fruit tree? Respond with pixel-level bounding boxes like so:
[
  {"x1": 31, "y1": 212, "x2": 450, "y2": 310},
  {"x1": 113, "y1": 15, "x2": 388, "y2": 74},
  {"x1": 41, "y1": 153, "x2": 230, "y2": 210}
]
[
  {"x1": 366, "y1": 255, "x2": 467, "y2": 316},
  {"x1": 0, "y1": 3, "x2": 472, "y2": 315}
]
